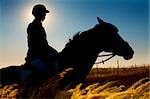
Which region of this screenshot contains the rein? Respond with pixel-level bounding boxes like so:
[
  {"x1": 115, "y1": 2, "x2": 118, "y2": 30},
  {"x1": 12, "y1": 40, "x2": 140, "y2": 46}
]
[{"x1": 95, "y1": 53, "x2": 115, "y2": 64}]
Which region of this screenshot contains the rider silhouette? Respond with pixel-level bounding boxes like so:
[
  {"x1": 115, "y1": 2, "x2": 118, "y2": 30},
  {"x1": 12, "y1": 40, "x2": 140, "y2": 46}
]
[{"x1": 25, "y1": 4, "x2": 58, "y2": 75}]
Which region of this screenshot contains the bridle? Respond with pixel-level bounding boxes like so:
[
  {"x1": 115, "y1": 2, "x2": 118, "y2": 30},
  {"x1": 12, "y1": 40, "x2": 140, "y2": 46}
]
[
  {"x1": 94, "y1": 53, "x2": 115, "y2": 79},
  {"x1": 95, "y1": 53, "x2": 115, "y2": 64}
]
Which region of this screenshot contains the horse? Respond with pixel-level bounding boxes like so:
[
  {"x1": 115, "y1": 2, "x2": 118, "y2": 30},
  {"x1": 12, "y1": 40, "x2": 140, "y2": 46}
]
[
  {"x1": 0, "y1": 17, "x2": 134, "y2": 90},
  {"x1": 57, "y1": 17, "x2": 134, "y2": 89}
]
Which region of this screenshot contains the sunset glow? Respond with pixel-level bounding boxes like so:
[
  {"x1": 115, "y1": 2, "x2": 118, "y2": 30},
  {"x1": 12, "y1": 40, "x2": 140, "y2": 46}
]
[
  {"x1": 0, "y1": 0, "x2": 149, "y2": 68},
  {"x1": 21, "y1": 3, "x2": 55, "y2": 28}
]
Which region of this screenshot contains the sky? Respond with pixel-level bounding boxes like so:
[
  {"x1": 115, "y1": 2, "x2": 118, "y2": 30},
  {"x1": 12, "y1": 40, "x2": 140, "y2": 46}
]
[{"x1": 0, "y1": 0, "x2": 149, "y2": 68}]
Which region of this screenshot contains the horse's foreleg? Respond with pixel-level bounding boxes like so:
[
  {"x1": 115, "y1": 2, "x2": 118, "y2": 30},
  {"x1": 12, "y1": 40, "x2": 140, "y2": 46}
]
[{"x1": 58, "y1": 64, "x2": 93, "y2": 90}]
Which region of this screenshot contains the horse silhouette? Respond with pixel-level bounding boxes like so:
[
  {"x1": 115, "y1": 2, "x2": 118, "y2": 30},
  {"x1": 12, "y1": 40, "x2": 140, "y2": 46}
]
[
  {"x1": 0, "y1": 17, "x2": 134, "y2": 90},
  {"x1": 57, "y1": 17, "x2": 134, "y2": 89}
]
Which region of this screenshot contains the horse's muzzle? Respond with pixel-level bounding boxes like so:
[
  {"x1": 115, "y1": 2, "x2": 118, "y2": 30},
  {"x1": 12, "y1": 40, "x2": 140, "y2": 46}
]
[
  {"x1": 123, "y1": 49, "x2": 134, "y2": 60},
  {"x1": 123, "y1": 55, "x2": 133, "y2": 60}
]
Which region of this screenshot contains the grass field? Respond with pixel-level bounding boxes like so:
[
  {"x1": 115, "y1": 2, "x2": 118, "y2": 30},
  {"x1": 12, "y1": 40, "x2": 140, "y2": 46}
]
[
  {"x1": 86, "y1": 65, "x2": 149, "y2": 88},
  {"x1": 0, "y1": 65, "x2": 149, "y2": 99}
]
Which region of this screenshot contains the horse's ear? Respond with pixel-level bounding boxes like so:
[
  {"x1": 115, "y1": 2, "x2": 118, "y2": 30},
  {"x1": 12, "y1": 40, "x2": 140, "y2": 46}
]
[{"x1": 97, "y1": 17, "x2": 104, "y2": 25}]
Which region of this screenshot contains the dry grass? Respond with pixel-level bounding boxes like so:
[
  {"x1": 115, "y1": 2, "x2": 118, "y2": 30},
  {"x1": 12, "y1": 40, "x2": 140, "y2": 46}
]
[
  {"x1": 0, "y1": 65, "x2": 149, "y2": 99},
  {"x1": 86, "y1": 65, "x2": 149, "y2": 87},
  {"x1": 69, "y1": 77, "x2": 150, "y2": 99},
  {"x1": 88, "y1": 65, "x2": 149, "y2": 78}
]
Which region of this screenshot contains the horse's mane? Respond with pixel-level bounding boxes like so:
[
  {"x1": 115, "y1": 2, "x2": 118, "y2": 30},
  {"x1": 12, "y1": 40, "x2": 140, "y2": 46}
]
[
  {"x1": 65, "y1": 32, "x2": 81, "y2": 47},
  {"x1": 66, "y1": 24, "x2": 100, "y2": 47},
  {"x1": 73, "y1": 32, "x2": 81, "y2": 40}
]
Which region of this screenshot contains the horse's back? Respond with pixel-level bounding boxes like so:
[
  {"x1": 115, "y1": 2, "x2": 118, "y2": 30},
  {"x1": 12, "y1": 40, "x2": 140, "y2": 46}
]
[{"x1": 0, "y1": 66, "x2": 22, "y2": 86}]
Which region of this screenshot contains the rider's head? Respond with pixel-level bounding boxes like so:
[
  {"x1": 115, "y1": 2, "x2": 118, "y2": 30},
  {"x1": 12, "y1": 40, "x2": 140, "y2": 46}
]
[{"x1": 32, "y1": 4, "x2": 49, "y2": 21}]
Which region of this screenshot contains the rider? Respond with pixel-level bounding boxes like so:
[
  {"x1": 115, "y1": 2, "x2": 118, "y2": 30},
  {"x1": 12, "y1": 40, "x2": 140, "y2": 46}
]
[{"x1": 25, "y1": 4, "x2": 58, "y2": 75}]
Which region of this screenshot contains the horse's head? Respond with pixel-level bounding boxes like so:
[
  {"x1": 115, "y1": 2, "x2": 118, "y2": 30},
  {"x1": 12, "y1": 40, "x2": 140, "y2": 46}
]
[{"x1": 94, "y1": 17, "x2": 134, "y2": 60}]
